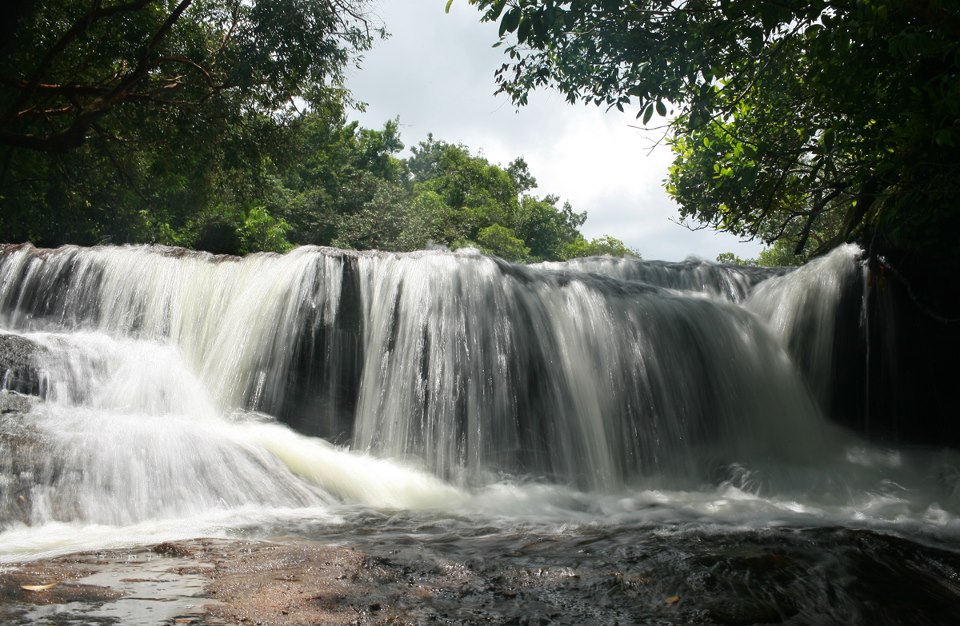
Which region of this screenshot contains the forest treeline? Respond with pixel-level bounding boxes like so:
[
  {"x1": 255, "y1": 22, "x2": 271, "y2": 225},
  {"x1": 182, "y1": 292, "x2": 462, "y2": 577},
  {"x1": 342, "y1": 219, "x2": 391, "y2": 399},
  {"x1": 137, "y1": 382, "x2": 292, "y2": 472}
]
[
  {"x1": 0, "y1": 0, "x2": 632, "y2": 262},
  {"x1": 1, "y1": 104, "x2": 634, "y2": 261}
]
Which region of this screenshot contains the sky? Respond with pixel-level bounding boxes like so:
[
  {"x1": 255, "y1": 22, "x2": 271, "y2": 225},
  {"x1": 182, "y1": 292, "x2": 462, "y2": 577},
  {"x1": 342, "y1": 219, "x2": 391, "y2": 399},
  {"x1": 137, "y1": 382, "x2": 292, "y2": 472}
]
[{"x1": 345, "y1": 0, "x2": 765, "y2": 262}]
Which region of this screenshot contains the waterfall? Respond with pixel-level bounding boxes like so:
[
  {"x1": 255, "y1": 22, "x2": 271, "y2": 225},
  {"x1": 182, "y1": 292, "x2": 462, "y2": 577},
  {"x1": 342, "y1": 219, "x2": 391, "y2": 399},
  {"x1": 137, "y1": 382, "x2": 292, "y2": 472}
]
[
  {"x1": 533, "y1": 254, "x2": 781, "y2": 302},
  {"x1": 349, "y1": 252, "x2": 832, "y2": 489},
  {"x1": 6, "y1": 240, "x2": 960, "y2": 560},
  {"x1": 0, "y1": 241, "x2": 855, "y2": 504},
  {"x1": 745, "y1": 244, "x2": 865, "y2": 405}
]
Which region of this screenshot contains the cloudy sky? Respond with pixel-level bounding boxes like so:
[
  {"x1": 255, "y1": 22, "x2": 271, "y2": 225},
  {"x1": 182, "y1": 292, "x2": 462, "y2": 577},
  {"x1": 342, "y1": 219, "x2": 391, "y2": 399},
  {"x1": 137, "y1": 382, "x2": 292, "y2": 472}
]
[{"x1": 345, "y1": 0, "x2": 764, "y2": 262}]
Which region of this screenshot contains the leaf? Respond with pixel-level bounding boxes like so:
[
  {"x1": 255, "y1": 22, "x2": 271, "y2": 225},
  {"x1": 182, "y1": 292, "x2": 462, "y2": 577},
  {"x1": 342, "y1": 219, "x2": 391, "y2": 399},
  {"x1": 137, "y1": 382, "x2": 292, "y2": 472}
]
[
  {"x1": 642, "y1": 104, "x2": 653, "y2": 125},
  {"x1": 759, "y1": 2, "x2": 780, "y2": 33},
  {"x1": 21, "y1": 583, "x2": 58, "y2": 592},
  {"x1": 445, "y1": 0, "x2": 453, "y2": 14},
  {"x1": 823, "y1": 129, "x2": 835, "y2": 152},
  {"x1": 656, "y1": 100, "x2": 667, "y2": 117},
  {"x1": 518, "y1": 16, "x2": 532, "y2": 43},
  {"x1": 500, "y1": 7, "x2": 522, "y2": 37},
  {"x1": 666, "y1": 595, "x2": 681, "y2": 604},
  {"x1": 805, "y1": 24, "x2": 823, "y2": 39}
]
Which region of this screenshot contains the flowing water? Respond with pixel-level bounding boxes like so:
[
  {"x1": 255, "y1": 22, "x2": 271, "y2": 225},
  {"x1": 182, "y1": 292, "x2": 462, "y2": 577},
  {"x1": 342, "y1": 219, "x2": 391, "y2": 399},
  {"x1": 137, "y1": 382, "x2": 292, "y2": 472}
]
[{"x1": 1, "y1": 243, "x2": 958, "y2": 623}]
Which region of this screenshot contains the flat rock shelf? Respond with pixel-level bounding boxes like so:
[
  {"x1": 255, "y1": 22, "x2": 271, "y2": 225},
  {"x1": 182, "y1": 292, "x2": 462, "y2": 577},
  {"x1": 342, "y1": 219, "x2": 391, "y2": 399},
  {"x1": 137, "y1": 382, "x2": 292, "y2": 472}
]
[{"x1": 3, "y1": 525, "x2": 960, "y2": 626}]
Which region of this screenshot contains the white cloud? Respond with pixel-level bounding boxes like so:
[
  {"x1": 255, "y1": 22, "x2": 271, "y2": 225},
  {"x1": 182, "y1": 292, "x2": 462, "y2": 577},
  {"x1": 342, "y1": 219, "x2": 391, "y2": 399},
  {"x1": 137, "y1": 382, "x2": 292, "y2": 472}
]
[{"x1": 346, "y1": 0, "x2": 764, "y2": 261}]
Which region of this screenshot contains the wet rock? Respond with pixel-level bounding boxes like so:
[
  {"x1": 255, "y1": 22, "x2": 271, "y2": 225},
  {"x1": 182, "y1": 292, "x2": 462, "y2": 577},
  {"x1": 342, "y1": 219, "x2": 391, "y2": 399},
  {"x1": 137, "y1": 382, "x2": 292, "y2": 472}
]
[
  {"x1": 0, "y1": 390, "x2": 33, "y2": 414},
  {"x1": 0, "y1": 333, "x2": 47, "y2": 398},
  {"x1": 0, "y1": 414, "x2": 47, "y2": 527},
  {"x1": 152, "y1": 542, "x2": 195, "y2": 558}
]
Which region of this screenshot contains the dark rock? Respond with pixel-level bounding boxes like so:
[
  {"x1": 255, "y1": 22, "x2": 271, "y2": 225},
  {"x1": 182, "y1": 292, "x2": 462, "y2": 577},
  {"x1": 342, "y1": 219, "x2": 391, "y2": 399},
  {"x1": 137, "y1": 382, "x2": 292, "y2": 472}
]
[
  {"x1": 826, "y1": 252, "x2": 960, "y2": 448},
  {"x1": 152, "y1": 542, "x2": 194, "y2": 558},
  {"x1": 0, "y1": 391, "x2": 32, "y2": 414},
  {"x1": 0, "y1": 419, "x2": 48, "y2": 527},
  {"x1": 0, "y1": 333, "x2": 47, "y2": 398}
]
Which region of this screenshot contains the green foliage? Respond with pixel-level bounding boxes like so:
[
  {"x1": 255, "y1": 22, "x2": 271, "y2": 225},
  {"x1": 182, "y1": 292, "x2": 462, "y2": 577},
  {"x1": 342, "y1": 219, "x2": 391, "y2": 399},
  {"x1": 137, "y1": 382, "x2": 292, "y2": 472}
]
[
  {"x1": 564, "y1": 235, "x2": 638, "y2": 260},
  {"x1": 515, "y1": 196, "x2": 585, "y2": 261},
  {"x1": 470, "y1": 0, "x2": 960, "y2": 260},
  {"x1": 755, "y1": 243, "x2": 804, "y2": 268},
  {"x1": 402, "y1": 137, "x2": 592, "y2": 261},
  {"x1": 474, "y1": 224, "x2": 530, "y2": 261},
  {"x1": 0, "y1": 0, "x2": 378, "y2": 250},
  {"x1": 0, "y1": 0, "x2": 378, "y2": 152},
  {"x1": 506, "y1": 157, "x2": 537, "y2": 194},
  {"x1": 332, "y1": 179, "x2": 428, "y2": 252},
  {"x1": 239, "y1": 207, "x2": 293, "y2": 255},
  {"x1": 717, "y1": 245, "x2": 802, "y2": 267},
  {"x1": 269, "y1": 111, "x2": 409, "y2": 247},
  {"x1": 715, "y1": 252, "x2": 753, "y2": 266},
  {"x1": 413, "y1": 139, "x2": 519, "y2": 238}
]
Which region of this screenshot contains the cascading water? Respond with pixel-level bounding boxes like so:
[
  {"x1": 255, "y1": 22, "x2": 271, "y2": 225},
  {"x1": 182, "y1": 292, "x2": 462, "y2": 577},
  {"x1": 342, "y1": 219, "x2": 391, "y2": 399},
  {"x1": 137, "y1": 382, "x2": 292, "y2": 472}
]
[
  {"x1": 2, "y1": 244, "x2": 831, "y2": 494},
  {"x1": 1, "y1": 242, "x2": 959, "y2": 618}
]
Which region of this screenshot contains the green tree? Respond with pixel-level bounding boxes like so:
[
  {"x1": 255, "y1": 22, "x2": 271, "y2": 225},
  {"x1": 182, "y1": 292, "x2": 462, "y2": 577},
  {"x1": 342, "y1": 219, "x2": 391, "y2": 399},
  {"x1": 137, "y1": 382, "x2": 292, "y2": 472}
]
[
  {"x1": 332, "y1": 177, "x2": 433, "y2": 252},
  {"x1": 514, "y1": 195, "x2": 585, "y2": 261},
  {"x1": 0, "y1": 0, "x2": 379, "y2": 248},
  {"x1": 0, "y1": 0, "x2": 376, "y2": 152},
  {"x1": 715, "y1": 252, "x2": 752, "y2": 266},
  {"x1": 506, "y1": 156, "x2": 537, "y2": 194},
  {"x1": 406, "y1": 137, "x2": 589, "y2": 260},
  {"x1": 563, "y1": 235, "x2": 638, "y2": 260},
  {"x1": 271, "y1": 111, "x2": 409, "y2": 247},
  {"x1": 412, "y1": 138, "x2": 519, "y2": 241},
  {"x1": 238, "y1": 207, "x2": 293, "y2": 255},
  {"x1": 468, "y1": 0, "x2": 960, "y2": 261},
  {"x1": 474, "y1": 223, "x2": 530, "y2": 261},
  {"x1": 755, "y1": 243, "x2": 803, "y2": 268}
]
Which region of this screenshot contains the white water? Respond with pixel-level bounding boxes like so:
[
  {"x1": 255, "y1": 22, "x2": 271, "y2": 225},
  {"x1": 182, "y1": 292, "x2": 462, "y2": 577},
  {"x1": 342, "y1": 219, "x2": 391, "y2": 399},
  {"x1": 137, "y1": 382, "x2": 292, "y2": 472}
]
[{"x1": 1, "y1": 243, "x2": 959, "y2": 562}]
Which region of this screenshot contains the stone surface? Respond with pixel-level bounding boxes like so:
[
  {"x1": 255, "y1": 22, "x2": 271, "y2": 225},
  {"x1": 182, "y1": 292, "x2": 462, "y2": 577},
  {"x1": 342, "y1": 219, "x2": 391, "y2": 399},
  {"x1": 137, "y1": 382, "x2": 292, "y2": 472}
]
[{"x1": 0, "y1": 333, "x2": 47, "y2": 397}]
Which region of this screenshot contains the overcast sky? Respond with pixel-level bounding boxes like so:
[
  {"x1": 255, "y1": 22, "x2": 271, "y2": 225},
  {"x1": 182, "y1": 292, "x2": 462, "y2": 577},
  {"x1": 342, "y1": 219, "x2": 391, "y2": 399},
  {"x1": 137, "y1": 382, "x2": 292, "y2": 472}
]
[{"x1": 345, "y1": 0, "x2": 764, "y2": 262}]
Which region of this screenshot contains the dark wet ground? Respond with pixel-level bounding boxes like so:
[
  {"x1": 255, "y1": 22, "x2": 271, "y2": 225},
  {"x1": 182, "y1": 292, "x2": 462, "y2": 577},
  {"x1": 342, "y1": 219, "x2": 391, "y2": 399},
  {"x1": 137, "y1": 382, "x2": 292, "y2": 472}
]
[{"x1": 2, "y1": 523, "x2": 960, "y2": 625}]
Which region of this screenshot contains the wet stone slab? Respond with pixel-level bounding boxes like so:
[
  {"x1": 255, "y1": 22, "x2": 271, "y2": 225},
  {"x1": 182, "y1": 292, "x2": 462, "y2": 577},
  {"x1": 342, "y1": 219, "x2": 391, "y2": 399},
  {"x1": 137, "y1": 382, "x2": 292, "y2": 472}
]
[{"x1": 0, "y1": 541, "x2": 222, "y2": 626}]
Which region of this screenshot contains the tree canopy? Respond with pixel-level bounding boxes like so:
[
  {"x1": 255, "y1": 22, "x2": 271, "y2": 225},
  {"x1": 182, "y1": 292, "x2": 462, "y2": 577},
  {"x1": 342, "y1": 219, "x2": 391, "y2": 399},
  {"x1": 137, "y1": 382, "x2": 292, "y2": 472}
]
[
  {"x1": 0, "y1": 0, "x2": 635, "y2": 262},
  {"x1": 0, "y1": 0, "x2": 377, "y2": 152},
  {"x1": 469, "y1": 0, "x2": 960, "y2": 264},
  {"x1": 0, "y1": 0, "x2": 379, "y2": 248},
  {"x1": 295, "y1": 130, "x2": 636, "y2": 262}
]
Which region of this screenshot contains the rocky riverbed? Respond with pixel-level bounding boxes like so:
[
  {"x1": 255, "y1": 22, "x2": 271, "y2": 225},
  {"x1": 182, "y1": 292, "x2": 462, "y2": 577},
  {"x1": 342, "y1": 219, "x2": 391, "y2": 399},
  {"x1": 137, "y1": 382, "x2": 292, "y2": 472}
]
[{"x1": 2, "y1": 523, "x2": 960, "y2": 626}]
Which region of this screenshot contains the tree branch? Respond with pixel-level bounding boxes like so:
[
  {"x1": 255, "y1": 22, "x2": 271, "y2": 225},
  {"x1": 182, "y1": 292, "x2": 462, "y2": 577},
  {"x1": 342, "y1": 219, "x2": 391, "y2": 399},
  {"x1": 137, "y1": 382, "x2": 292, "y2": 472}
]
[
  {"x1": 793, "y1": 184, "x2": 847, "y2": 255},
  {"x1": 1, "y1": 0, "x2": 195, "y2": 153},
  {"x1": 3, "y1": 0, "x2": 159, "y2": 125}
]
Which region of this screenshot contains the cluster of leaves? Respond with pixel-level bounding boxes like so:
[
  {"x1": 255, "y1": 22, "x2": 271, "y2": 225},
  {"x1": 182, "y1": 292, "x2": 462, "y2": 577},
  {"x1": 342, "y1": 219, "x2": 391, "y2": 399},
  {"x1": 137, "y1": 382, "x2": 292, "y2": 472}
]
[
  {"x1": 269, "y1": 126, "x2": 635, "y2": 262},
  {"x1": 396, "y1": 135, "x2": 634, "y2": 261},
  {"x1": 469, "y1": 0, "x2": 960, "y2": 263},
  {"x1": 0, "y1": 0, "x2": 632, "y2": 262},
  {"x1": 716, "y1": 243, "x2": 802, "y2": 268}
]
